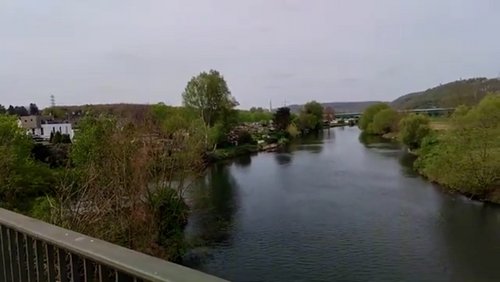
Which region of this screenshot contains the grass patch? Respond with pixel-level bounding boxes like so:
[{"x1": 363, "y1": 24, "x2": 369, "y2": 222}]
[{"x1": 207, "y1": 144, "x2": 259, "y2": 162}]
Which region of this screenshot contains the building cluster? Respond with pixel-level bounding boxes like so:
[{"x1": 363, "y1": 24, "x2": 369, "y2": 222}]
[{"x1": 18, "y1": 115, "x2": 74, "y2": 141}]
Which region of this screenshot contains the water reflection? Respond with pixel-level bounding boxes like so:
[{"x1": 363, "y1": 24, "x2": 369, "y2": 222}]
[
  {"x1": 187, "y1": 164, "x2": 239, "y2": 245},
  {"x1": 358, "y1": 132, "x2": 389, "y2": 147},
  {"x1": 286, "y1": 133, "x2": 325, "y2": 154},
  {"x1": 398, "y1": 152, "x2": 419, "y2": 177},
  {"x1": 437, "y1": 197, "x2": 500, "y2": 280},
  {"x1": 274, "y1": 153, "x2": 293, "y2": 165},
  {"x1": 185, "y1": 127, "x2": 500, "y2": 281},
  {"x1": 233, "y1": 154, "x2": 252, "y2": 167}
]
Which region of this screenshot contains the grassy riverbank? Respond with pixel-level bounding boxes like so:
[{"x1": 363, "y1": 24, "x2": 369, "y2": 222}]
[
  {"x1": 206, "y1": 144, "x2": 260, "y2": 162},
  {"x1": 359, "y1": 95, "x2": 500, "y2": 204}
]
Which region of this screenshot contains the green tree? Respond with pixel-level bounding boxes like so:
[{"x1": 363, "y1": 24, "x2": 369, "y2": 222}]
[
  {"x1": 0, "y1": 104, "x2": 6, "y2": 114},
  {"x1": 452, "y1": 105, "x2": 470, "y2": 118},
  {"x1": 273, "y1": 107, "x2": 291, "y2": 131},
  {"x1": 29, "y1": 103, "x2": 40, "y2": 115},
  {"x1": 297, "y1": 113, "x2": 317, "y2": 133},
  {"x1": 303, "y1": 101, "x2": 324, "y2": 131},
  {"x1": 51, "y1": 132, "x2": 63, "y2": 144},
  {"x1": 359, "y1": 103, "x2": 390, "y2": 131},
  {"x1": 286, "y1": 123, "x2": 300, "y2": 138},
  {"x1": 0, "y1": 115, "x2": 52, "y2": 208},
  {"x1": 370, "y1": 108, "x2": 400, "y2": 135},
  {"x1": 182, "y1": 70, "x2": 237, "y2": 127},
  {"x1": 398, "y1": 114, "x2": 431, "y2": 149}
]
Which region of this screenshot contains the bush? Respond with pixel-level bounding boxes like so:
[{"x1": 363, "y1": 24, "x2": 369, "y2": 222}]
[
  {"x1": 286, "y1": 124, "x2": 300, "y2": 138},
  {"x1": 370, "y1": 108, "x2": 399, "y2": 135},
  {"x1": 359, "y1": 103, "x2": 390, "y2": 131},
  {"x1": 415, "y1": 94, "x2": 500, "y2": 198},
  {"x1": 398, "y1": 114, "x2": 431, "y2": 149},
  {"x1": 29, "y1": 196, "x2": 58, "y2": 222},
  {"x1": 237, "y1": 130, "x2": 255, "y2": 145}
]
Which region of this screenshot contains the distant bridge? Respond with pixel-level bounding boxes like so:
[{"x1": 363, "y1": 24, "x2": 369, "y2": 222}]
[{"x1": 334, "y1": 107, "x2": 455, "y2": 119}]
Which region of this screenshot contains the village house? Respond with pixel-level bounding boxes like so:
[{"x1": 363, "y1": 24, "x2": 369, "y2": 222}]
[{"x1": 18, "y1": 115, "x2": 74, "y2": 140}]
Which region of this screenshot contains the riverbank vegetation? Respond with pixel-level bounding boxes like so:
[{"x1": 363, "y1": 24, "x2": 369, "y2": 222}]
[
  {"x1": 359, "y1": 94, "x2": 500, "y2": 203},
  {"x1": 0, "y1": 69, "x2": 331, "y2": 261},
  {"x1": 414, "y1": 95, "x2": 500, "y2": 202}
]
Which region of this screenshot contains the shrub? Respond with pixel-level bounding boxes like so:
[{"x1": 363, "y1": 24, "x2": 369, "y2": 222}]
[
  {"x1": 399, "y1": 114, "x2": 431, "y2": 150},
  {"x1": 370, "y1": 108, "x2": 400, "y2": 135}
]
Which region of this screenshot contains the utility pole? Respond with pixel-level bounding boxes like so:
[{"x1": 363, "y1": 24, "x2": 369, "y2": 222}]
[
  {"x1": 269, "y1": 100, "x2": 273, "y2": 112},
  {"x1": 50, "y1": 95, "x2": 55, "y2": 108}
]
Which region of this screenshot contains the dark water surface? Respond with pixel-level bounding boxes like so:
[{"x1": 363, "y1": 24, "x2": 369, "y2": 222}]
[{"x1": 184, "y1": 127, "x2": 500, "y2": 282}]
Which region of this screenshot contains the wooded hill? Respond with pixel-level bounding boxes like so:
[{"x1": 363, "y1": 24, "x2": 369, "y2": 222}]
[{"x1": 391, "y1": 77, "x2": 500, "y2": 109}]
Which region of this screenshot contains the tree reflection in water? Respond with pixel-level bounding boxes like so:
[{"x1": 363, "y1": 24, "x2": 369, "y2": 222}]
[{"x1": 185, "y1": 163, "x2": 239, "y2": 249}]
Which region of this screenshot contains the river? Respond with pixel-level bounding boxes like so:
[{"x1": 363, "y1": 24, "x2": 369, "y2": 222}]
[{"x1": 183, "y1": 127, "x2": 500, "y2": 282}]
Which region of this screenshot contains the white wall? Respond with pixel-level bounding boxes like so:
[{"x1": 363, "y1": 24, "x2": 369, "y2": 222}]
[{"x1": 37, "y1": 123, "x2": 74, "y2": 140}]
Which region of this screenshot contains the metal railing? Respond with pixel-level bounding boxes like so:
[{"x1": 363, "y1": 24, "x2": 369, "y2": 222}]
[{"x1": 0, "y1": 208, "x2": 227, "y2": 282}]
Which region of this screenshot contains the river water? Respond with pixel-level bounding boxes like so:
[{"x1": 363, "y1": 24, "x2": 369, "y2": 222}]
[{"x1": 184, "y1": 127, "x2": 500, "y2": 282}]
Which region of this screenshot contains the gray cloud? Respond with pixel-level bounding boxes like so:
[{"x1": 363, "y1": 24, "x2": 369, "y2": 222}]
[{"x1": 1, "y1": 0, "x2": 500, "y2": 108}]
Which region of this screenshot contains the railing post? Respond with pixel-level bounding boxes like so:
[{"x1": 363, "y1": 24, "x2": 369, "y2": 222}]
[
  {"x1": 70, "y1": 253, "x2": 83, "y2": 282},
  {"x1": 46, "y1": 243, "x2": 56, "y2": 282},
  {"x1": 0, "y1": 225, "x2": 8, "y2": 281},
  {"x1": 25, "y1": 235, "x2": 36, "y2": 282},
  {"x1": 8, "y1": 228, "x2": 19, "y2": 281},
  {"x1": 35, "y1": 239, "x2": 46, "y2": 282},
  {"x1": 16, "y1": 231, "x2": 29, "y2": 281},
  {"x1": 58, "y1": 248, "x2": 69, "y2": 282}
]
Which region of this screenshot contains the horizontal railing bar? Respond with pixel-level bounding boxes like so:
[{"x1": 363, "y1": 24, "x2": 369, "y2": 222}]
[{"x1": 0, "y1": 208, "x2": 226, "y2": 282}]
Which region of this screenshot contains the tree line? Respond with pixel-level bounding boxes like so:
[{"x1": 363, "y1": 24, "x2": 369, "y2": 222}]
[
  {"x1": 0, "y1": 103, "x2": 40, "y2": 116},
  {"x1": 359, "y1": 94, "x2": 500, "y2": 203}
]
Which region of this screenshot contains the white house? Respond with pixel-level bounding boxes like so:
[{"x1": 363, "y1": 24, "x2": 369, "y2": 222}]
[
  {"x1": 39, "y1": 123, "x2": 74, "y2": 140},
  {"x1": 18, "y1": 115, "x2": 74, "y2": 140}
]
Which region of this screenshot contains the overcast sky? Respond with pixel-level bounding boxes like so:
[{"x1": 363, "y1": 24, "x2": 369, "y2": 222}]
[{"x1": 1, "y1": 0, "x2": 500, "y2": 109}]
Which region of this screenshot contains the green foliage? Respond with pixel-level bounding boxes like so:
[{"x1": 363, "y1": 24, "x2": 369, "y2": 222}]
[
  {"x1": 359, "y1": 103, "x2": 390, "y2": 132},
  {"x1": 6, "y1": 105, "x2": 29, "y2": 116},
  {"x1": 71, "y1": 116, "x2": 116, "y2": 167},
  {"x1": 29, "y1": 196, "x2": 58, "y2": 222},
  {"x1": 238, "y1": 109, "x2": 272, "y2": 123},
  {"x1": 273, "y1": 107, "x2": 291, "y2": 131},
  {"x1": 296, "y1": 101, "x2": 324, "y2": 133},
  {"x1": 182, "y1": 70, "x2": 237, "y2": 127},
  {"x1": 29, "y1": 103, "x2": 40, "y2": 115},
  {"x1": 0, "y1": 115, "x2": 53, "y2": 208},
  {"x1": 286, "y1": 124, "x2": 300, "y2": 138},
  {"x1": 150, "y1": 103, "x2": 200, "y2": 132},
  {"x1": 398, "y1": 114, "x2": 431, "y2": 149},
  {"x1": 297, "y1": 113, "x2": 317, "y2": 133},
  {"x1": 303, "y1": 101, "x2": 323, "y2": 122},
  {"x1": 0, "y1": 104, "x2": 5, "y2": 114},
  {"x1": 416, "y1": 94, "x2": 500, "y2": 198},
  {"x1": 61, "y1": 134, "x2": 71, "y2": 143},
  {"x1": 66, "y1": 113, "x2": 205, "y2": 258},
  {"x1": 370, "y1": 108, "x2": 400, "y2": 135},
  {"x1": 208, "y1": 144, "x2": 259, "y2": 162},
  {"x1": 452, "y1": 105, "x2": 470, "y2": 118},
  {"x1": 44, "y1": 107, "x2": 66, "y2": 119},
  {"x1": 391, "y1": 77, "x2": 500, "y2": 109},
  {"x1": 51, "y1": 132, "x2": 63, "y2": 144},
  {"x1": 236, "y1": 130, "x2": 255, "y2": 145},
  {"x1": 149, "y1": 187, "x2": 189, "y2": 261}
]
